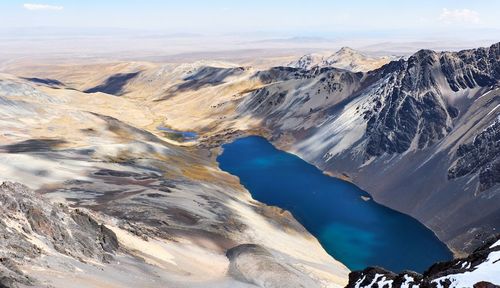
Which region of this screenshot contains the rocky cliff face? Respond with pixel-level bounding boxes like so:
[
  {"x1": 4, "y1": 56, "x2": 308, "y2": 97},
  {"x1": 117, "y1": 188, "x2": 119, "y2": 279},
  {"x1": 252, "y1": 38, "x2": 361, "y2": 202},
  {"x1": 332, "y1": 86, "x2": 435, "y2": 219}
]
[
  {"x1": 346, "y1": 234, "x2": 500, "y2": 288},
  {"x1": 448, "y1": 116, "x2": 500, "y2": 192},
  {"x1": 0, "y1": 181, "x2": 118, "y2": 287},
  {"x1": 356, "y1": 43, "x2": 499, "y2": 158}
]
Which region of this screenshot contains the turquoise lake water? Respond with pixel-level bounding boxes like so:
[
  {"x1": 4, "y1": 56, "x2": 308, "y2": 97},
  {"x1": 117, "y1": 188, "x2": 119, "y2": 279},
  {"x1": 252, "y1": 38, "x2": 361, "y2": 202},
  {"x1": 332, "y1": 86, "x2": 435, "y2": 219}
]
[{"x1": 217, "y1": 136, "x2": 452, "y2": 273}]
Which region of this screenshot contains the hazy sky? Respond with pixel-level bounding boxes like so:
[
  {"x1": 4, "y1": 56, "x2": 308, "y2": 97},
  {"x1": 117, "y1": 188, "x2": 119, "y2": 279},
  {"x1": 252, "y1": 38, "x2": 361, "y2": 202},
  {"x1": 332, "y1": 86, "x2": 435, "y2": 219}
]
[
  {"x1": 1, "y1": 0, "x2": 500, "y2": 35},
  {"x1": 0, "y1": 0, "x2": 498, "y2": 61}
]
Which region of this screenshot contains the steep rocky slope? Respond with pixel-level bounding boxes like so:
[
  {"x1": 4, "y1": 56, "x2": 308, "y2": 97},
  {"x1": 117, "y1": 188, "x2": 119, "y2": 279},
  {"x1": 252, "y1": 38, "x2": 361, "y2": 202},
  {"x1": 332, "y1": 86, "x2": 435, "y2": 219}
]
[{"x1": 0, "y1": 181, "x2": 118, "y2": 287}]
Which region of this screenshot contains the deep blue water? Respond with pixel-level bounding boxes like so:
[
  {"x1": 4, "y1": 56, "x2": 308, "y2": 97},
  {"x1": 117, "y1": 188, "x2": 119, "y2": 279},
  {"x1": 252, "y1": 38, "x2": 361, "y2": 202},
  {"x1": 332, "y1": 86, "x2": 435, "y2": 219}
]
[{"x1": 217, "y1": 136, "x2": 452, "y2": 273}]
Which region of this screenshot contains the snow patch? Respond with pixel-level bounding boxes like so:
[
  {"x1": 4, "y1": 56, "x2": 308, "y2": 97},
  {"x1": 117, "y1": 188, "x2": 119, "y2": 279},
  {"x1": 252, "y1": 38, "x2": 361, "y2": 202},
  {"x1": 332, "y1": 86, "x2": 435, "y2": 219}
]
[{"x1": 432, "y1": 250, "x2": 500, "y2": 287}]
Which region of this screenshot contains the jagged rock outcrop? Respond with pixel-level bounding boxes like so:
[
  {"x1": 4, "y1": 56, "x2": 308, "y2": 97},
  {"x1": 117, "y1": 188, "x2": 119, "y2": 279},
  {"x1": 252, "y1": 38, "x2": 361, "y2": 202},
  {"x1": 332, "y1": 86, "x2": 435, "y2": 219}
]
[
  {"x1": 441, "y1": 44, "x2": 500, "y2": 91},
  {"x1": 364, "y1": 50, "x2": 451, "y2": 156},
  {"x1": 363, "y1": 43, "x2": 499, "y2": 157},
  {"x1": 346, "y1": 234, "x2": 500, "y2": 288},
  {"x1": 448, "y1": 116, "x2": 500, "y2": 191},
  {"x1": 0, "y1": 182, "x2": 118, "y2": 287}
]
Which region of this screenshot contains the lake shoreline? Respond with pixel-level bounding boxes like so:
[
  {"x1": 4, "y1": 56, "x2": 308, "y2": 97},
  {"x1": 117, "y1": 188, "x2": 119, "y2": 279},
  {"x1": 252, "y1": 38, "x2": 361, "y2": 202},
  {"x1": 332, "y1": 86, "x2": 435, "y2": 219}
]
[
  {"x1": 228, "y1": 133, "x2": 459, "y2": 259},
  {"x1": 216, "y1": 135, "x2": 453, "y2": 273}
]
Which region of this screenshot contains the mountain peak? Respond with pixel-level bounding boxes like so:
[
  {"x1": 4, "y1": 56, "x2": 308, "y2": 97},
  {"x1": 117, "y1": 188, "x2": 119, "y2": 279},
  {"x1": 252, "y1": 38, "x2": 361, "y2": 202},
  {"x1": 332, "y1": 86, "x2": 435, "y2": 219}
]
[
  {"x1": 336, "y1": 46, "x2": 358, "y2": 54},
  {"x1": 288, "y1": 48, "x2": 393, "y2": 72}
]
